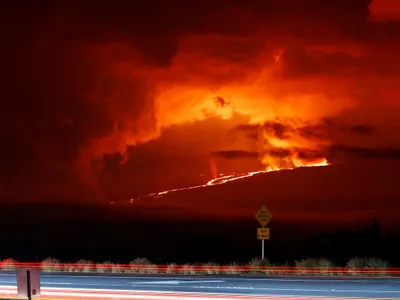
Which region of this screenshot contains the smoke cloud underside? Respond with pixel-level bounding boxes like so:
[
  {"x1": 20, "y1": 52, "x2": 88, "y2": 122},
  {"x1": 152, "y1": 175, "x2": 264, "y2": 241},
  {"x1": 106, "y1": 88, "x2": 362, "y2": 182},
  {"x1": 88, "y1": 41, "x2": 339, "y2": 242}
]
[
  {"x1": 235, "y1": 120, "x2": 374, "y2": 141},
  {"x1": 1, "y1": 0, "x2": 400, "y2": 201},
  {"x1": 219, "y1": 117, "x2": 400, "y2": 164},
  {"x1": 212, "y1": 145, "x2": 400, "y2": 166}
]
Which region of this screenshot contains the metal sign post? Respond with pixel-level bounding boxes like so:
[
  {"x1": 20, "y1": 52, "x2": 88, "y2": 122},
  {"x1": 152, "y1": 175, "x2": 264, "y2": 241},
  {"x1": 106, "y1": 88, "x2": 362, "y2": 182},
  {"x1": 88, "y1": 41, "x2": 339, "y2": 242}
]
[
  {"x1": 27, "y1": 270, "x2": 31, "y2": 300},
  {"x1": 262, "y1": 239, "x2": 264, "y2": 259},
  {"x1": 255, "y1": 205, "x2": 272, "y2": 260}
]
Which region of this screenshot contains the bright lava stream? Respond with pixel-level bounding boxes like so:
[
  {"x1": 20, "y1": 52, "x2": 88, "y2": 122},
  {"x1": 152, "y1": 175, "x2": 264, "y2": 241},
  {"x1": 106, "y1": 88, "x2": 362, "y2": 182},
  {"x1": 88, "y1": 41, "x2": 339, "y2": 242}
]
[{"x1": 128, "y1": 160, "x2": 329, "y2": 203}]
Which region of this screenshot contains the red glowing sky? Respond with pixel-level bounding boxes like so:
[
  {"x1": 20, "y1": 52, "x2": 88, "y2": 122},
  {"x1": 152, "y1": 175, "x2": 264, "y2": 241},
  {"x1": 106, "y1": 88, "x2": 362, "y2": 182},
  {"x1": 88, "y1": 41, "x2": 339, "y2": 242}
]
[{"x1": 1, "y1": 0, "x2": 400, "y2": 222}]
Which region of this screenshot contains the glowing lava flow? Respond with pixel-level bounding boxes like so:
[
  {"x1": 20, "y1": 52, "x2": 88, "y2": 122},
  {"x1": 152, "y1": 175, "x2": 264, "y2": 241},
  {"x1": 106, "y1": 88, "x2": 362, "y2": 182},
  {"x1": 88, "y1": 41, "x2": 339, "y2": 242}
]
[{"x1": 132, "y1": 160, "x2": 329, "y2": 201}]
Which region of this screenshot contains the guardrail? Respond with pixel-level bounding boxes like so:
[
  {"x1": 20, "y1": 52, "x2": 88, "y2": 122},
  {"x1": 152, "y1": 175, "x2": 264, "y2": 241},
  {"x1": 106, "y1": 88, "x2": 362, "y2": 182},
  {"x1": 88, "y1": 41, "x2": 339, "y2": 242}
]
[{"x1": 6, "y1": 262, "x2": 400, "y2": 276}]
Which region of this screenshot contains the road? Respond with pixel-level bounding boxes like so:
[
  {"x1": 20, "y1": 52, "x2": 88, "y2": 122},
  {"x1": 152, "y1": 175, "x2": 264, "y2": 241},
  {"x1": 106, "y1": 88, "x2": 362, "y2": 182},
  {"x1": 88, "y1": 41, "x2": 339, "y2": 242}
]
[{"x1": 0, "y1": 272, "x2": 399, "y2": 299}]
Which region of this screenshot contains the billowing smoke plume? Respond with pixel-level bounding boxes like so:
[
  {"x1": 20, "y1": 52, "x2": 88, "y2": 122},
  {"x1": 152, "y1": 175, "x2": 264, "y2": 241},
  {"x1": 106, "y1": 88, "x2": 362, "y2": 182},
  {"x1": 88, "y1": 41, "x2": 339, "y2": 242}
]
[
  {"x1": 1, "y1": 0, "x2": 400, "y2": 202},
  {"x1": 211, "y1": 119, "x2": 380, "y2": 173}
]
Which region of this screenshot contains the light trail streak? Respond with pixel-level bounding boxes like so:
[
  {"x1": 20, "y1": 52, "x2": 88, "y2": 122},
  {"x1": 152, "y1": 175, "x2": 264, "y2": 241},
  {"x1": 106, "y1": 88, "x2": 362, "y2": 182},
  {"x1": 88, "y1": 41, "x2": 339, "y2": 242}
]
[{"x1": 0, "y1": 286, "x2": 382, "y2": 300}]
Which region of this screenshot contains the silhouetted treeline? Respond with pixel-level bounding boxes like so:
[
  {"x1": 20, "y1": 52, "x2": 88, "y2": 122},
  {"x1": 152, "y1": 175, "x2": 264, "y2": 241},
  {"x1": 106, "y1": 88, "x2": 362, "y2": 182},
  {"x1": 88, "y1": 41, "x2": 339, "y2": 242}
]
[
  {"x1": 0, "y1": 205, "x2": 399, "y2": 266},
  {"x1": 306, "y1": 218, "x2": 400, "y2": 266}
]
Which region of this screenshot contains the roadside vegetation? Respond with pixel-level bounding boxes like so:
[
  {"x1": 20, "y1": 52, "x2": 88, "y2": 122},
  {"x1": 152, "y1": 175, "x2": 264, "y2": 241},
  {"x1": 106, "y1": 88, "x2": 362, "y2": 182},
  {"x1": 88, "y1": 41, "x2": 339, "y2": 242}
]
[{"x1": 0, "y1": 257, "x2": 394, "y2": 276}]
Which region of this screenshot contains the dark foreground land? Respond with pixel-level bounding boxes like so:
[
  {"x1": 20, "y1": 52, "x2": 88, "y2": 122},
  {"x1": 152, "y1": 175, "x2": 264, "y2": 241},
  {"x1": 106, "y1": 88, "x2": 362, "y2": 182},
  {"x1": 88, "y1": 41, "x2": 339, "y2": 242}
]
[{"x1": 1, "y1": 203, "x2": 399, "y2": 266}]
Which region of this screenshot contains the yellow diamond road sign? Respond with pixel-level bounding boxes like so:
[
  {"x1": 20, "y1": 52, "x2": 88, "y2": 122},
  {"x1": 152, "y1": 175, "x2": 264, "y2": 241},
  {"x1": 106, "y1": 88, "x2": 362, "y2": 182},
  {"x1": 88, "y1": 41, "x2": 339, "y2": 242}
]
[
  {"x1": 257, "y1": 228, "x2": 270, "y2": 240},
  {"x1": 256, "y1": 205, "x2": 272, "y2": 227}
]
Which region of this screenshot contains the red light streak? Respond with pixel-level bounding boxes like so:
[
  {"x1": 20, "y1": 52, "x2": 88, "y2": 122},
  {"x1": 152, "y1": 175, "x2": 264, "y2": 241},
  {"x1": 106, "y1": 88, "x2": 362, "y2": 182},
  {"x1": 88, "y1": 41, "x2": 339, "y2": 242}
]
[{"x1": 0, "y1": 286, "x2": 393, "y2": 300}]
